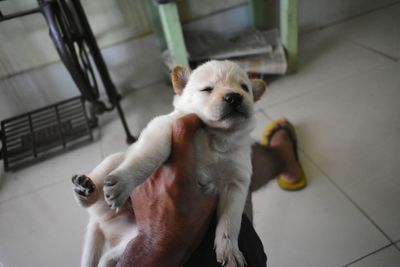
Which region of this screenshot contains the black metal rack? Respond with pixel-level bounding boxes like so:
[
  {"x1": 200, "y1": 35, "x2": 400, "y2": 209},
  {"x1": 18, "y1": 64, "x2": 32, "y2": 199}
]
[
  {"x1": 0, "y1": 0, "x2": 136, "y2": 170},
  {"x1": 1, "y1": 97, "x2": 92, "y2": 170}
]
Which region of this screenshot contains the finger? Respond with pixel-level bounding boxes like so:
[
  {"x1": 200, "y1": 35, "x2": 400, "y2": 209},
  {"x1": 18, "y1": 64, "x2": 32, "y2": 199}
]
[{"x1": 168, "y1": 113, "x2": 202, "y2": 165}]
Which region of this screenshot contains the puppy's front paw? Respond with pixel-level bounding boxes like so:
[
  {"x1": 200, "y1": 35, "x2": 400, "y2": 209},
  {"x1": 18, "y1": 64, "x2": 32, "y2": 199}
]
[
  {"x1": 215, "y1": 236, "x2": 246, "y2": 267},
  {"x1": 72, "y1": 174, "x2": 96, "y2": 206},
  {"x1": 103, "y1": 174, "x2": 134, "y2": 210}
]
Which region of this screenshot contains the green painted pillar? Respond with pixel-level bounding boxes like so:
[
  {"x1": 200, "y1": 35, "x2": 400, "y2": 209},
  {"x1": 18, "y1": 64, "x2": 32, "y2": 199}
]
[
  {"x1": 145, "y1": 1, "x2": 167, "y2": 51},
  {"x1": 280, "y1": 0, "x2": 298, "y2": 73},
  {"x1": 158, "y1": 3, "x2": 189, "y2": 67},
  {"x1": 249, "y1": 0, "x2": 267, "y2": 29}
]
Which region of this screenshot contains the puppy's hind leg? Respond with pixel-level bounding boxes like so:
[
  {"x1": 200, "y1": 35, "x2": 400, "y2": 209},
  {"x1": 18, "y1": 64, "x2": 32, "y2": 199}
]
[
  {"x1": 97, "y1": 244, "x2": 126, "y2": 267},
  {"x1": 81, "y1": 220, "x2": 105, "y2": 267},
  {"x1": 72, "y1": 174, "x2": 97, "y2": 207}
]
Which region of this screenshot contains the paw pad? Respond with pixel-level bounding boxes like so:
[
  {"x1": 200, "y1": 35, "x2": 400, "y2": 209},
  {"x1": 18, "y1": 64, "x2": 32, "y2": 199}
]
[{"x1": 72, "y1": 174, "x2": 95, "y2": 197}]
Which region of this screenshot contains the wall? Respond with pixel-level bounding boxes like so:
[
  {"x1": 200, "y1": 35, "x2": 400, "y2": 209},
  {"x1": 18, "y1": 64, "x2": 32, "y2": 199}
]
[
  {"x1": 0, "y1": 0, "x2": 152, "y2": 79},
  {"x1": 1, "y1": 0, "x2": 399, "y2": 121},
  {"x1": 0, "y1": 0, "x2": 247, "y2": 79},
  {"x1": 1, "y1": 0, "x2": 399, "y2": 78},
  {"x1": 0, "y1": 0, "x2": 250, "y2": 121}
]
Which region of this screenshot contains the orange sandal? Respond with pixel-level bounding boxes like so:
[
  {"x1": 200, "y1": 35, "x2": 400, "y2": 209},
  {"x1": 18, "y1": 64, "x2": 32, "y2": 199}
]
[{"x1": 261, "y1": 119, "x2": 307, "y2": 191}]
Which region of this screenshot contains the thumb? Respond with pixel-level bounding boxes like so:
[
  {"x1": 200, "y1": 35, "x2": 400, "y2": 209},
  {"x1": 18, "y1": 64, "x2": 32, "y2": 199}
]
[{"x1": 168, "y1": 114, "x2": 202, "y2": 165}]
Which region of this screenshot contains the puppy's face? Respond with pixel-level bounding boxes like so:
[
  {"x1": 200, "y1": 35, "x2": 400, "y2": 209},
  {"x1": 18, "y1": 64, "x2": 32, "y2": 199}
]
[{"x1": 172, "y1": 61, "x2": 266, "y2": 130}]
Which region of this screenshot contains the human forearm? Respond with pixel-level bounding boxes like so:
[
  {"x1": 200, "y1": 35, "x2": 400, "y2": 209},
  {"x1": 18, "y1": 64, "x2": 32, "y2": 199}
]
[
  {"x1": 117, "y1": 234, "x2": 187, "y2": 267},
  {"x1": 117, "y1": 115, "x2": 216, "y2": 267}
]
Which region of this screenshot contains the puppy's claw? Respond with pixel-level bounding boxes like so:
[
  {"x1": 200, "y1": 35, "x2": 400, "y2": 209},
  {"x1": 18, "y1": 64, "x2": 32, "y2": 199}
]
[
  {"x1": 74, "y1": 188, "x2": 85, "y2": 196},
  {"x1": 215, "y1": 236, "x2": 246, "y2": 267},
  {"x1": 103, "y1": 174, "x2": 135, "y2": 210},
  {"x1": 104, "y1": 180, "x2": 116, "y2": 186}
]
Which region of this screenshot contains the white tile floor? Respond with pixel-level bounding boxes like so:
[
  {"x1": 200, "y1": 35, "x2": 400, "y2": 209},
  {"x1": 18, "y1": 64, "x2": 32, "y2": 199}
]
[{"x1": 1, "y1": 4, "x2": 400, "y2": 267}]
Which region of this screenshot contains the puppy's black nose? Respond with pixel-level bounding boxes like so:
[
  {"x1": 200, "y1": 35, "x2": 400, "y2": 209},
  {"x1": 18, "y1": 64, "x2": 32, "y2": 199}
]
[{"x1": 224, "y1": 93, "x2": 243, "y2": 107}]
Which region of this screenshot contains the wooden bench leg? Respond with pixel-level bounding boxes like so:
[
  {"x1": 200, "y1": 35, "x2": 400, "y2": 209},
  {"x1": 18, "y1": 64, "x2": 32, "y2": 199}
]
[
  {"x1": 280, "y1": 0, "x2": 298, "y2": 73},
  {"x1": 158, "y1": 2, "x2": 189, "y2": 67}
]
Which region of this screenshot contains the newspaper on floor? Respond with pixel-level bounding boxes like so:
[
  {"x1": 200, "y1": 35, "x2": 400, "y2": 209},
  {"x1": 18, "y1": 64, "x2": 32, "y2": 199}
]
[
  {"x1": 232, "y1": 44, "x2": 287, "y2": 75},
  {"x1": 162, "y1": 28, "x2": 287, "y2": 74}
]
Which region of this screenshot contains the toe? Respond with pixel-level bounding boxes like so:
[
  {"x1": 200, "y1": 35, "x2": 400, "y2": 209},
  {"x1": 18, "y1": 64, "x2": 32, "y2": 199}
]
[{"x1": 71, "y1": 174, "x2": 79, "y2": 184}]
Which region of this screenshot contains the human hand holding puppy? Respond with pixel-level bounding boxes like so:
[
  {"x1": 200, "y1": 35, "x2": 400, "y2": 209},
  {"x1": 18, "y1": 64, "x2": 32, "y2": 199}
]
[{"x1": 117, "y1": 114, "x2": 217, "y2": 267}]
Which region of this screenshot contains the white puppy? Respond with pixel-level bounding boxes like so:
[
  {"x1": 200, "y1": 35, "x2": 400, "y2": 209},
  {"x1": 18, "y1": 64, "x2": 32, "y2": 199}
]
[{"x1": 72, "y1": 60, "x2": 266, "y2": 267}]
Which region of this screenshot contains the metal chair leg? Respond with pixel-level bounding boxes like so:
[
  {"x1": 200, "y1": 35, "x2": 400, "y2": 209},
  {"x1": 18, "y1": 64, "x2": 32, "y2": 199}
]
[{"x1": 41, "y1": 0, "x2": 136, "y2": 143}]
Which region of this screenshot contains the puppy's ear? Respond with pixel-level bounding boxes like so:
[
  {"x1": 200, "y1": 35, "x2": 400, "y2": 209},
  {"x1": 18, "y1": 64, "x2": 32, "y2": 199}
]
[
  {"x1": 250, "y1": 79, "x2": 267, "y2": 102},
  {"x1": 171, "y1": 66, "x2": 191, "y2": 95}
]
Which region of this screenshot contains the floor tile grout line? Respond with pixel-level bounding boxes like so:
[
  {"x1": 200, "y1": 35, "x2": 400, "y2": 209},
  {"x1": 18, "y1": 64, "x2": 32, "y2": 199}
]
[
  {"x1": 299, "y1": 148, "x2": 395, "y2": 244},
  {"x1": 264, "y1": 89, "x2": 319, "y2": 110},
  {"x1": 261, "y1": 30, "x2": 397, "y2": 110},
  {"x1": 119, "y1": 78, "x2": 168, "y2": 97},
  {"x1": 260, "y1": 109, "x2": 395, "y2": 242},
  {"x1": 97, "y1": 126, "x2": 105, "y2": 160},
  {"x1": 302, "y1": 1, "x2": 400, "y2": 36},
  {"x1": 394, "y1": 240, "x2": 400, "y2": 252},
  {"x1": 0, "y1": 178, "x2": 67, "y2": 206},
  {"x1": 260, "y1": 110, "x2": 400, "y2": 249},
  {"x1": 264, "y1": 53, "x2": 395, "y2": 110},
  {"x1": 0, "y1": 133, "x2": 103, "y2": 206},
  {"x1": 344, "y1": 38, "x2": 398, "y2": 62},
  {"x1": 302, "y1": 145, "x2": 400, "y2": 260},
  {"x1": 342, "y1": 244, "x2": 393, "y2": 267},
  {"x1": 258, "y1": 109, "x2": 274, "y2": 121},
  {"x1": 258, "y1": 109, "x2": 400, "y2": 261}
]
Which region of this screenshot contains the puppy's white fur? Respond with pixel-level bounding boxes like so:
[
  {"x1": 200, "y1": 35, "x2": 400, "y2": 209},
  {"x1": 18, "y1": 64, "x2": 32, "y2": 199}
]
[{"x1": 73, "y1": 60, "x2": 266, "y2": 267}]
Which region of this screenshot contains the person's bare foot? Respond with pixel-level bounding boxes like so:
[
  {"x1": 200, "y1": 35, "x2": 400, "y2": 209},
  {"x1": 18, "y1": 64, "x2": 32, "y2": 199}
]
[{"x1": 269, "y1": 118, "x2": 302, "y2": 184}]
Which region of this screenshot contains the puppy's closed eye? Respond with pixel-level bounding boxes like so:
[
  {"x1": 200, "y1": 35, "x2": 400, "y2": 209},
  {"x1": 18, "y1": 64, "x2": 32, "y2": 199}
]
[
  {"x1": 201, "y1": 86, "x2": 213, "y2": 93},
  {"x1": 240, "y1": 84, "x2": 249, "y2": 92}
]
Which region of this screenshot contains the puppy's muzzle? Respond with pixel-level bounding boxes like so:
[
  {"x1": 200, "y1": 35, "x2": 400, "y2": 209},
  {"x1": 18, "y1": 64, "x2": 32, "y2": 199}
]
[{"x1": 224, "y1": 93, "x2": 243, "y2": 107}]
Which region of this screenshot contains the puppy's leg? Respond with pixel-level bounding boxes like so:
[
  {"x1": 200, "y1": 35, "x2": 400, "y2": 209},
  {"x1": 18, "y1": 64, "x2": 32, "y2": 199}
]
[
  {"x1": 81, "y1": 220, "x2": 105, "y2": 267},
  {"x1": 72, "y1": 153, "x2": 124, "y2": 208},
  {"x1": 87, "y1": 152, "x2": 125, "y2": 188},
  {"x1": 214, "y1": 178, "x2": 250, "y2": 267},
  {"x1": 104, "y1": 115, "x2": 176, "y2": 209}
]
